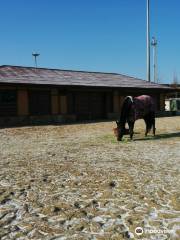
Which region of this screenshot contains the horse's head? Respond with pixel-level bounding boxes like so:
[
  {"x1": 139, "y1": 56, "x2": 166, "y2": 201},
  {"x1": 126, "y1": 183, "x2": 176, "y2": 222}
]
[
  {"x1": 114, "y1": 120, "x2": 129, "y2": 141},
  {"x1": 114, "y1": 120, "x2": 123, "y2": 141}
]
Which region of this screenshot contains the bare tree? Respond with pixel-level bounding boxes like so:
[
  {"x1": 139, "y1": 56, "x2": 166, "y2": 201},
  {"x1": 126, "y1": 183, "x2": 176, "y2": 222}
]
[
  {"x1": 171, "y1": 72, "x2": 179, "y2": 98},
  {"x1": 172, "y1": 72, "x2": 179, "y2": 87}
]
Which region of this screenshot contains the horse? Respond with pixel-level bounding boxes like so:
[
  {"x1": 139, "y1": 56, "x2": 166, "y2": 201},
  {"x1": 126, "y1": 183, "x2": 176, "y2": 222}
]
[{"x1": 114, "y1": 95, "x2": 156, "y2": 141}]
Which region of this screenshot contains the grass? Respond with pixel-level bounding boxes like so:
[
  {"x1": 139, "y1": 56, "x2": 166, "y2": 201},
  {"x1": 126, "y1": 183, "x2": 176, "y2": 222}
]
[
  {"x1": 101, "y1": 134, "x2": 117, "y2": 143},
  {"x1": 101, "y1": 134, "x2": 133, "y2": 143}
]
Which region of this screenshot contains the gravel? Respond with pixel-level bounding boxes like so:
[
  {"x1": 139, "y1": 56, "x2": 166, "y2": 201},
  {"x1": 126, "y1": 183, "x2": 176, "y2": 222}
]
[{"x1": 0, "y1": 117, "x2": 180, "y2": 240}]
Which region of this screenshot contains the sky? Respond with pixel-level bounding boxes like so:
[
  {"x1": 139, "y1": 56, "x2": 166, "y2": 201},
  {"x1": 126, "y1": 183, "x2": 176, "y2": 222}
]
[{"x1": 0, "y1": 0, "x2": 179, "y2": 83}]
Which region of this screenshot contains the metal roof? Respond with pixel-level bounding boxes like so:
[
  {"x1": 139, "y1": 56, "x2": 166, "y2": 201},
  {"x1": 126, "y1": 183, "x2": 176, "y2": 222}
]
[{"x1": 0, "y1": 65, "x2": 172, "y2": 90}]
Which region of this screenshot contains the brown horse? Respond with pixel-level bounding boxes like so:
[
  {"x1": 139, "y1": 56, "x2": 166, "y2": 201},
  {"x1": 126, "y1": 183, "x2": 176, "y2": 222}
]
[{"x1": 114, "y1": 95, "x2": 156, "y2": 141}]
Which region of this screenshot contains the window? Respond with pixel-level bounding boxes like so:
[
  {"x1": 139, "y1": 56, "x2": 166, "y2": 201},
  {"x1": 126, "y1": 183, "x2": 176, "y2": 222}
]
[
  {"x1": 177, "y1": 100, "x2": 180, "y2": 110},
  {"x1": 0, "y1": 90, "x2": 17, "y2": 116}
]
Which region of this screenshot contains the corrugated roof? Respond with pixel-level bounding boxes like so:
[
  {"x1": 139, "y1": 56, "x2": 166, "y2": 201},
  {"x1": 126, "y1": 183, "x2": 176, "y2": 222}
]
[{"x1": 0, "y1": 65, "x2": 171, "y2": 90}]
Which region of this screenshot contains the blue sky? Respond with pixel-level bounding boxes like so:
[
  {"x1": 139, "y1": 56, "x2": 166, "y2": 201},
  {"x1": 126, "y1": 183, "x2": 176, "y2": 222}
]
[{"x1": 0, "y1": 0, "x2": 179, "y2": 83}]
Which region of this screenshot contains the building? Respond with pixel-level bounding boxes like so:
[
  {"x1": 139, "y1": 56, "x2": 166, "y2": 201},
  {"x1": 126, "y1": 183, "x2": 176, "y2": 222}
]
[
  {"x1": 164, "y1": 84, "x2": 180, "y2": 99},
  {"x1": 165, "y1": 98, "x2": 180, "y2": 112},
  {"x1": 0, "y1": 65, "x2": 173, "y2": 126}
]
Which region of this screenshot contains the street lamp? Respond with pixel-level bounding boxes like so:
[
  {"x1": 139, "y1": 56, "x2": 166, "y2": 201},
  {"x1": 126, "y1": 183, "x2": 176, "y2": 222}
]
[
  {"x1": 32, "y1": 52, "x2": 40, "y2": 68},
  {"x1": 151, "y1": 37, "x2": 158, "y2": 83},
  {"x1": 147, "y1": 0, "x2": 151, "y2": 82}
]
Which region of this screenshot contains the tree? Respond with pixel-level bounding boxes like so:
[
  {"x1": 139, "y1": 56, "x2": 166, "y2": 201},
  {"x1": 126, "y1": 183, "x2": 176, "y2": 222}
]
[
  {"x1": 171, "y1": 72, "x2": 179, "y2": 98},
  {"x1": 171, "y1": 72, "x2": 179, "y2": 88}
]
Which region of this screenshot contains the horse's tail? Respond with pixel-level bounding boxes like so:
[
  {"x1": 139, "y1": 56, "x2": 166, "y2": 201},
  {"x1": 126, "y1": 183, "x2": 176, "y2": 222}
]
[
  {"x1": 119, "y1": 96, "x2": 133, "y2": 127},
  {"x1": 144, "y1": 111, "x2": 155, "y2": 132}
]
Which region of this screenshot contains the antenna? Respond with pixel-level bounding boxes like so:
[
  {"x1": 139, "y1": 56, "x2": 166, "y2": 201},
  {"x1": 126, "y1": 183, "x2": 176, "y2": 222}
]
[
  {"x1": 151, "y1": 37, "x2": 158, "y2": 83},
  {"x1": 147, "y1": 0, "x2": 151, "y2": 82},
  {"x1": 32, "y1": 52, "x2": 40, "y2": 68}
]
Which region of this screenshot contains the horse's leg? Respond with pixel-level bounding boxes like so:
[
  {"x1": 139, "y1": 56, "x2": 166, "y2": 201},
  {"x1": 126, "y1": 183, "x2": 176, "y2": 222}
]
[
  {"x1": 145, "y1": 125, "x2": 148, "y2": 136},
  {"x1": 128, "y1": 121, "x2": 134, "y2": 140},
  {"x1": 144, "y1": 118, "x2": 148, "y2": 136},
  {"x1": 152, "y1": 117, "x2": 156, "y2": 136}
]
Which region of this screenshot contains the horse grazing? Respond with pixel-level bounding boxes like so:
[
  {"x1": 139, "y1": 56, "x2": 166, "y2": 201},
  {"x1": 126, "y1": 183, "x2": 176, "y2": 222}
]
[{"x1": 115, "y1": 95, "x2": 156, "y2": 141}]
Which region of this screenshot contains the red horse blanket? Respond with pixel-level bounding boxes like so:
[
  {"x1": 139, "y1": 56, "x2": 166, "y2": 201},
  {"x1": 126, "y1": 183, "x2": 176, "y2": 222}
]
[{"x1": 133, "y1": 95, "x2": 155, "y2": 120}]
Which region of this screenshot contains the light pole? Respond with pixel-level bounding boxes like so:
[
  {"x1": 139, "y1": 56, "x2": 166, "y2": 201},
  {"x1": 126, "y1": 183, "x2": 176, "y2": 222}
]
[
  {"x1": 151, "y1": 37, "x2": 158, "y2": 83},
  {"x1": 32, "y1": 52, "x2": 40, "y2": 68},
  {"x1": 147, "y1": 0, "x2": 151, "y2": 82}
]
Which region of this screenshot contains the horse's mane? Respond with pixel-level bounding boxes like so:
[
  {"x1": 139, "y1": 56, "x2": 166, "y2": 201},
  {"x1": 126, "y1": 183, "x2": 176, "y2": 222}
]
[{"x1": 119, "y1": 96, "x2": 133, "y2": 128}]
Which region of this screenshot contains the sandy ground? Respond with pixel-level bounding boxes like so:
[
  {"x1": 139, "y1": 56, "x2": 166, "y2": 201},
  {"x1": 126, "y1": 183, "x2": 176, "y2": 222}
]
[{"x1": 0, "y1": 116, "x2": 180, "y2": 240}]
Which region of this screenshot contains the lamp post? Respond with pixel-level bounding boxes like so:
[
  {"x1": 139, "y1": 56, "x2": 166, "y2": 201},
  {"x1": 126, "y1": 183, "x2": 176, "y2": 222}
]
[
  {"x1": 32, "y1": 52, "x2": 40, "y2": 68},
  {"x1": 151, "y1": 37, "x2": 158, "y2": 83},
  {"x1": 147, "y1": 0, "x2": 151, "y2": 82}
]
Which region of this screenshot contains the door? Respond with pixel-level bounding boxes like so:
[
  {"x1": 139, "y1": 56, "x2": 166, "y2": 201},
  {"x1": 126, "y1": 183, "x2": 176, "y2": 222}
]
[
  {"x1": 74, "y1": 92, "x2": 105, "y2": 120},
  {"x1": 29, "y1": 90, "x2": 51, "y2": 115}
]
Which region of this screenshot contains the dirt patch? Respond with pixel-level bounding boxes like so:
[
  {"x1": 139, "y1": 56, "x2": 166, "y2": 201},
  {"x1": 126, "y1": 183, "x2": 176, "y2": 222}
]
[{"x1": 0, "y1": 117, "x2": 180, "y2": 239}]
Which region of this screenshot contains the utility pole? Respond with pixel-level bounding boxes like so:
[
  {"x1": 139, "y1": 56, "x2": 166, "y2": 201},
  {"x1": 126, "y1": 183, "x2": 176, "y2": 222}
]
[
  {"x1": 32, "y1": 52, "x2": 40, "y2": 68},
  {"x1": 147, "y1": 0, "x2": 151, "y2": 82},
  {"x1": 151, "y1": 37, "x2": 158, "y2": 83}
]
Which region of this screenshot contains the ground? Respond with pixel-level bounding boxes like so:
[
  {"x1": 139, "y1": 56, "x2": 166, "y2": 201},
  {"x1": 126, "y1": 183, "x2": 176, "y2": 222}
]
[{"x1": 0, "y1": 117, "x2": 180, "y2": 240}]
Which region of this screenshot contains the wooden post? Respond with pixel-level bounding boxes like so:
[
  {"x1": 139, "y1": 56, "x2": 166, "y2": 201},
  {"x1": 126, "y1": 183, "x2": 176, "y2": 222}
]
[
  {"x1": 119, "y1": 95, "x2": 124, "y2": 110},
  {"x1": 113, "y1": 91, "x2": 120, "y2": 113},
  {"x1": 51, "y1": 89, "x2": 59, "y2": 115},
  {"x1": 60, "y1": 95, "x2": 67, "y2": 114},
  {"x1": 17, "y1": 89, "x2": 29, "y2": 116}
]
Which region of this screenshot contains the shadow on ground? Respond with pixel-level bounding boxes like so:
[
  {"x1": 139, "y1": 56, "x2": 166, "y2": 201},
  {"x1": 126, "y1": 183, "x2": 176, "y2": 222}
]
[
  {"x1": 135, "y1": 132, "x2": 180, "y2": 141},
  {"x1": 0, "y1": 119, "x2": 114, "y2": 129}
]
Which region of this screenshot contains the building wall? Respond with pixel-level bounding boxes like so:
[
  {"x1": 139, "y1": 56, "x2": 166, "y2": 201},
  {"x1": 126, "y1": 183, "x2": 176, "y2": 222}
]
[
  {"x1": 113, "y1": 91, "x2": 120, "y2": 114},
  {"x1": 59, "y1": 95, "x2": 68, "y2": 114},
  {"x1": 0, "y1": 89, "x2": 17, "y2": 116},
  {"x1": 160, "y1": 93, "x2": 165, "y2": 111},
  {"x1": 0, "y1": 85, "x2": 168, "y2": 126},
  {"x1": 51, "y1": 89, "x2": 59, "y2": 115},
  {"x1": 17, "y1": 89, "x2": 29, "y2": 116}
]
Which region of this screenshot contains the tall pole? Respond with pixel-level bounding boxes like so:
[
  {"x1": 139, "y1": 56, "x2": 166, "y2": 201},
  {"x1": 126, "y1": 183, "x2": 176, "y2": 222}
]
[
  {"x1": 147, "y1": 0, "x2": 151, "y2": 82},
  {"x1": 151, "y1": 37, "x2": 157, "y2": 83}
]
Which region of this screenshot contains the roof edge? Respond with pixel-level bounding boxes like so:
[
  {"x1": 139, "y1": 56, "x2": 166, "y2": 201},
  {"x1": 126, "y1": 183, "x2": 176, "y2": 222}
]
[{"x1": 0, "y1": 64, "x2": 148, "y2": 82}]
